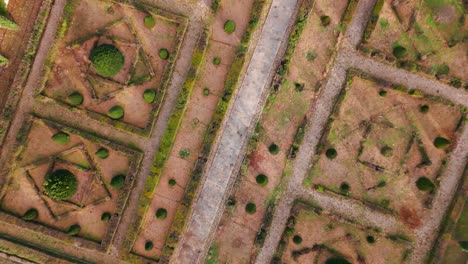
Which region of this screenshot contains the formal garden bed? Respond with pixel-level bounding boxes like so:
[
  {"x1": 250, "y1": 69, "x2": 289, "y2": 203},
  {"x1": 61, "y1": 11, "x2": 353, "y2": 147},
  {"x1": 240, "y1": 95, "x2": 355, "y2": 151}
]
[
  {"x1": 360, "y1": 0, "x2": 467, "y2": 89},
  {"x1": 207, "y1": 0, "x2": 359, "y2": 262},
  {"x1": 0, "y1": 116, "x2": 141, "y2": 251},
  {"x1": 304, "y1": 70, "x2": 465, "y2": 231},
  {"x1": 272, "y1": 202, "x2": 411, "y2": 263},
  {"x1": 36, "y1": 0, "x2": 187, "y2": 136}
]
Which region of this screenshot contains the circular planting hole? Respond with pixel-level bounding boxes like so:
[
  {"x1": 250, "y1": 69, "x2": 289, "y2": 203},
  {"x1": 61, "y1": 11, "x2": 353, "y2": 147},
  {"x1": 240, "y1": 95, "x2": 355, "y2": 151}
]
[
  {"x1": 143, "y1": 89, "x2": 156, "y2": 103},
  {"x1": 379, "y1": 90, "x2": 387, "y2": 97},
  {"x1": 366, "y1": 235, "x2": 376, "y2": 244},
  {"x1": 110, "y1": 174, "x2": 125, "y2": 190},
  {"x1": 380, "y1": 146, "x2": 393, "y2": 157},
  {"x1": 340, "y1": 182, "x2": 350, "y2": 193},
  {"x1": 256, "y1": 174, "x2": 269, "y2": 187},
  {"x1": 67, "y1": 92, "x2": 83, "y2": 106},
  {"x1": 101, "y1": 212, "x2": 111, "y2": 222},
  {"x1": 108, "y1": 105, "x2": 125, "y2": 119},
  {"x1": 44, "y1": 169, "x2": 78, "y2": 201},
  {"x1": 22, "y1": 208, "x2": 39, "y2": 221},
  {"x1": 325, "y1": 148, "x2": 337, "y2": 160},
  {"x1": 156, "y1": 208, "x2": 167, "y2": 220},
  {"x1": 213, "y1": 57, "x2": 221, "y2": 65},
  {"x1": 269, "y1": 143, "x2": 280, "y2": 155},
  {"x1": 144, "y1": 15, "x2": 155, "y2": 29},
  {"x1": 393, "y1": 46, "x2": 407, "y2": 59},
  {"x1": 159, "y1": 48, "x2": 169, "y2": 60},
  {"x1": 420, "y1": 105, "x2": 429, "y2": 113},
  {"x1": 95, "y1": 147, "x2": 109, "y2": 159},
  {"x1": 223, "y1": 20, "x2": 236, "y2": 34},
  {"x1": 89, "y1": 44, "x2": 124, "y2": 78},
  {"x1": 292, "y1": 235, "x2": 303, "y2": 245},
  {"x1": 325, "y1": 257, "x2": 351, "y2": 264},
  {"x1": 416, "y1": 177, "x2": 435, "y2": 191},
  {"x1": 51, "y1": 132, "x2": 70, "y2": 145},
  {"x1": 320, "y1": 15, "x2": 331, "y2": 27},
  {"x1": 67, "y1": 224, "x2": 81, "y2": 236},
  {"x1": 434, "y1": 136, "x2": 451, "y2": 149},
  {"x1": 203, "y1": 87, "x2": 210, "y2": 96},
  {"x1": 245, "y1": 202, "x2": 256, "y2": 214},
  {"x1": 145, "y1": 241, "x2": 154, "y2": 251},
  {"x1": 168, "y1": 178, "x2": 176, "y2": 187}
]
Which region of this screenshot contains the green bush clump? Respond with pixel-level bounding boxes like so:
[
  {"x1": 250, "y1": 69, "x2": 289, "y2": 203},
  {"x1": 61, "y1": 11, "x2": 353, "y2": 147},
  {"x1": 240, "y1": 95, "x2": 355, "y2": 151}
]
[
  {"x1": 145, "y1": 241, "x2": 154, "y2": 251},
  {"x1": 459, "y1": 241, "x2": 468, "y2": 252},
  {"x1": 51, "y1": 132, "x2": 70, "y2": 145},
  {"x1": 179, "y1": 148, "x2": 190, "y2": 158},
  {"x1": 420, "y1": 105, "x2": 429, "y2": 113},
  {"x1": 101, "y1": 212, "x2": 111, "y2": 222},
  {"x1": 256, "y1": 174, "x2": 268, "y2": 186},
  {"x1": 0, "y1": 54, "x2": 8, "y2": 66},
  {"x1": 436, "y1": 64, "x2": 450, "y2": 75},
  {"x1": 156, "y1": 208, "x2": 167, "y2": 220},
  {"x1": 285, "y1": 227, "x2": 294, "y2": 236},
  {"x1": 143, "y1": 89, "x2": 156, "y2": 103},
  {"x1": 144, "y1": 15, "x2": 155, "y2": 29},
  {"x1": 269, "y1": 143, "x2": 280, "y2": 155},
  {"x1": 223, "y1": 20, "x2": 236, "y2": 33},
  {"x1": 168, "y1": 179, "x2": 176, "y2": 187},
  {"x1": 320, "y1": 15, "x2": 331, "y2": 26},
  {"x1": 434, "y1": 136, "x2": 450, "y2": 149},
  {"x1": 340, "y1": 182, "x2": 350, "y2": 193},
  {"x1": 89, "y1": 44, "x2": 124, "y2": 77},
  {"x1": 213, "y1": 57, "x2": 221, "y2": 65},
  {"x1": 416, "y1": 177, "x2": 435, "y2": 191},
  {"x1": 366, "y1": 235, "x2": 376, "y2": 244},
  {"x1": 379, "y1": 90, "x2": 387, "y2": 97},
  {"x1": 393, "y1": 46, "x2": 407, "y2": 58},
  {"x1": 110, "y1": 174, "x2": 125, "y2": 190},
  {"x1": 67, "y1": 92, "x2": 83, "y2": 106},
  {"x1": 108, "y1": 105, "x2": 124, "y2": 119},
  {"x1": 380, "y1": 146, "x2": 393, "y2": 157},
  {"x1": 95, "y1": 147, "x2": 109, "y2": 159},
  {"x1": 67, "y1": 224, "x2": 81, "y2": 236},
  {"x1": 22, "y1": 209, "x2": 39, "y2": 221},
  {"x1": 325, "y1": 148, "x2": 337, "y2": 159},
  {"x1": 43, "y1": 169, "x2": 78, "y2": 201},
  {"x1": 245, "y1": 202, "x2": 256, "y2": 214},
  {"x1": 325, "y1": 258, "x2": 351, "y2": 264},
  {"x1": 292, "y1": 235, "x2": 303, "y2": 244},
  {"x1": 159, "y1": 48, "x2": 169, "y2": 60}
]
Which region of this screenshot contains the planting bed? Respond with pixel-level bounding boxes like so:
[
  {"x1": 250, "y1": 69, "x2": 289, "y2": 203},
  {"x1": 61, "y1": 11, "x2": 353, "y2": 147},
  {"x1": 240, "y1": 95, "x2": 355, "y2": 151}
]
[
  {"x1": 305, "y1": 73, "x2": 464, "y2": 230},
  {"x1": 208, "y1": 0, "x2": 356, "y2": 262},
  {"x1": 360, "y1": 0, "x2": 467, "y2": 88},
  {"x1": 273, "y1": 202, "x2": 411, "y2": 263},
  {"x1": 0, "y1": 116, "x2": 141, "y2": 250},
  {"x1": 38, "y1": 0, "x2": 187, "y2": 135}
]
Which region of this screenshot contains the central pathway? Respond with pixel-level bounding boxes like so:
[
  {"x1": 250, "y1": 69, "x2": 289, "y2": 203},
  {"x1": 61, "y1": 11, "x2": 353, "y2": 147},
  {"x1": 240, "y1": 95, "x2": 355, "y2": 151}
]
[{"x1": 171, "y1": 0, "x2": 300, "y2": 262}]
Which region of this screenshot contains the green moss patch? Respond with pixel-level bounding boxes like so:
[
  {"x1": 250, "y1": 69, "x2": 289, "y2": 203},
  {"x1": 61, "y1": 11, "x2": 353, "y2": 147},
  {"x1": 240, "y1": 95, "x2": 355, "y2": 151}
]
[
  {"x1": 43, "y1": 169, "x2": 78, "y2": 201},
  {"x1": 51, "y1": 132, "x2": 70, "y2": 145},
  {"x1": 89, "y1": 44, "x2": 124, "y2": 77},
  {"x1": 223, "y1": 20, "x2": 236, "y2": 33}
]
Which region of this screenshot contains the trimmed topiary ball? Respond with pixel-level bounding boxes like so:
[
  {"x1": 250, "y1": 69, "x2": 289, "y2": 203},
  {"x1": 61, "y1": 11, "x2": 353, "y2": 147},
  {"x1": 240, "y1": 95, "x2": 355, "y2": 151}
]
[
  {"x1": 51, "y1": 132, "x2": 70, "y2": 145},
  {"x1": 22, "y1": 208, "x2": 39, "y2": 221},
  {"x1": 325, "y1": 148, "x2": 337, "y2": 159},
  {"x1": 101, "y1": 212, "x2": 111, "y2": 222},
  {"x1": 269, "y1": 143, "x2": 280, "y2": 155},
  {"x1": 434, "y1": 136, "x2": 450, "y2": 149},
  {"x1": 393, "y1": 46, "x2": 407, "y2": 59},
  {"x1": 159, "y1": 48, "x2": 169, "y2": 60},
  {"x1": 155, "y1": 208, "x2": 167, "y2": 220},
  {"x1": 256, "y1": 174, "x2": 268, "y2": 186},
  {"x1": 245, "y1": 202, "x2": 256, "y2": 214},
  {"x1": 145, "y1": 241, "x2": 154, "y2": 251},
  {"x1": 292, "y1": 235, "x2": 303, "y2": 244},
  {"x1": 43, "y1": 169, "x2": 78, "y2": 201},
  {"x1": 223, "y1": 20, "x2": 236, "y2": 33},
  {"x1": 89, "y1": 44, "x2": 124, "y2": 77},
  {"x1": 213, "y1": 57, "x2": 221, "y2": 65},
  {"x1": 381, "y1": 146, "x2": 393, "y2": 157},
  {"x1": 320, "y1": 15, "x2": 331, "y2": 26},
  {"x1": 110, "y1": 174, "x2": 125, "y2": 190},
  {"x1": 144, "y1": 15, "x2": 155, "y2": 29},
  {"x1": 67, "y1": 224, "x2": 81, "y2": 236},
  {"x1": 416, "y1": 177, "x2": 435, "y2": 191},
  {"x1": 95, "y1": 147, "x2": 109, "y2": 159},
  {"x1": 67, "y1": 92, "x2": 83, "y2": 106},
  {"x1": 143, "y1": 89, "x2": 156, "y2": 103},
  {"x1": 108, "y1": 105, "x2": 125, "y2": 119}
]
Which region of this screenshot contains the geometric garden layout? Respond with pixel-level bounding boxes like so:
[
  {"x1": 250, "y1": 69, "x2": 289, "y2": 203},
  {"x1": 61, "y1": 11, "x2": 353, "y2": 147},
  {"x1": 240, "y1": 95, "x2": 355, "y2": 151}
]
[{"x1": 0, "y1": 0, "x2": 466, "y2": 263}]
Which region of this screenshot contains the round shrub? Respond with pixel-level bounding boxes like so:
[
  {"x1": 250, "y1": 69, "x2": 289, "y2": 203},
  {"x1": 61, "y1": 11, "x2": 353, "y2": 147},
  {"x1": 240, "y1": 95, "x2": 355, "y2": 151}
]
[
  {"x1": 95, "y1": 147, "x2": 109, "y2": 159},
  {"x1": 145, "y1": 241, "x2": 154, "y2": 251},
  {"x1": 43, "y1": 169, "x2": 78, "y2": 201},
  {"x1": 223, "y1": 20, "x2": 236, "y2": 34},
  {"x1": 320, "y1": 15, "x2": 331, "y2": 26},
  {"x1": 416, "y1": 177, "x2": 435, "y2": 191},
  {"x1": 325, "y1": 257, "x2": 351, "y2": 264},
  {"x1": 325, "y1": 148, "x2": 337, "y2": 160},
  {"x1": 292, "y1": 235, "x2": 303, "y2": 244},
  {"x1": 393, "y1": 46, "x2": 407, "y2": 59},
  {"x1": 340, "y1": 182, "x2": 350, "y2": 193},
  {"x1": 203, "y1": 87, "x2": 210, "y2": 96},
  {"x1": 168, "y1": 178, "x2": 176, "y2": 187},
  {"x1": 420, "y1": 105, "x2": 429, "y2": 113},
  {"x1": 22, "y1": 208, "x2": 38, "y2": 221},
  {"x1": 269, "y1": 143, "x2": 280, "y2": 155},
  {"x1": 213, "y1": 57, "x2": 221, "y2": 65},
  {"x1": 89, "y1": 44, "x2": 124, "y2": 77},
  {"x1": 380, "y1": 146, "x2": 393, "y2": 157},
  {"x1": 143, "y1": 89, "x2": 156, "y2": 103},
  {"x1": 379, "y1": 90, "x2": 387, "y2": 97},
  {"x1": 245, "y1": 202, "x2": 256, "y2": 214},
  {"x1": 256, "y1": 174, "x2": 268, "y2": 186},
  {"x1": 110, "y1": 174, "x2": 125, "y2": 190},
  {"x1": 67, "y1": 224, "x2": 81, "y2": 236},
  {"x1": 51, "y1": 132, "x2": 70, "y2": 145},
  {"x1": 144, "y1": 15, "x2": 155, "y2": 29},
  {"x1": 366, "y1": 235, "x2": 376, "y2": 244},
  {"x1": 67, "y1": 92, "x2": 83, "y2": 106},
  {"x1": 156, "y1": 208, "x2": 167, "y2": 220},
  {"x1": 101, "y1": 212, "x2": 111, "y2": 222},
  {"x1": 434, "y1": 136, "x2": 450, "y2": 149},
  {"x1": 159, "y1": 48, "x2": 169, "y2": 60},
  {"x1": 108, "y1": 105, "x2": 125, "y2": 119}
]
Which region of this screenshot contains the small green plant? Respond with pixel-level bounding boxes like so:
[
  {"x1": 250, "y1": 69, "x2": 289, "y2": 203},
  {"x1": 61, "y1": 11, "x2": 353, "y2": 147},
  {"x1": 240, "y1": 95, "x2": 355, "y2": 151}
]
[
  {"x1": 340, "y1": 182, "x2": 350, "y2": 193},
  {"x1": 317, "y1": 185, "x2": 325, "y2": 192},
  {"x1": 416, "y1": 177, "x2": 435, "y2": 191},
  {"x1": 110, "y1": 174, "x2": 125, "y2": 190},
  {"x1": 101, "y1": 212, "x2": 111, "y2": 222},
  {"x1": 306, "y1": 51, "x2": 317, "y2": 61},
  {"x1": 156, "y1": 208, "x2": 167, "y2": 220},
  {"x1": 108, "y1": 105, "x2": 124, "y2": 119},
  {"x1": 380, "y1": 146, "x2": 393, "y2": 157},
  {"x1": 436, "y1": 64, "x2": 449, "y2": 75},
  {"x1": 0, "y1": 54, "x2": 8, "y2": 66},
  {"x1": 168, "y1": 179, "x2": 176, "y2": 187},
  {"x1": 89, "y1": 44, "x2": 124, "y2": 77},
  {"x1": 145, "y1": 241, "x2": 154, "y2": 251},
  {"x1": 379, "y1": 90, "x2": 387, "y2": 97},
  {"x1": 320, "y1": 15, "x2": 331, "y2": 26},
  {"x1": 179, "y1": 148, "x2": 190, "y2": 159},
  {"x1": 379, "y1": 19, "x2": 389, "y2": 29},
  {"x1": 245, "y1": 202, "x2": 256, "y2": 214},
  {"x1": 51, "y1": 132, "x2": 70, "y2": 145},
  {"x1": 420, "y1": 105, "x2": 429, "y2": 113},
  {"x1": 143, "y1": 89, "x2": 156, "y2": 103},
  {"x1": 213, "y1": 57, "x2": 221, "y2": 65},
  {"x1": 294, "y1": 82, "x2": 304, "y2": 92},
  {"x1": 285, "y1": 227, "x2": 294, "y2": 236},
  {"x1": 95, "y1": 148, "x2": 109, "y2": 159},
  {"x1": 292, "y1": 235, "x2": 303, "y2": 244},
  {"x1": 43, "y1": 169, "x2": 78, "y2": 201},
  {"x1": 269, "y1": 143, "x2": 280, "y2": 155},
  {"x1": 393, "y1": 46, "x2": 407, "y2": 58},
  {"x1": 67, "y1": 92, "x2": 83, "y2": 106},
  {"x1": 144, "y1": 15, "x2": 155, "y2": 29},
  {"x1": 434, "y1": 136, "x2": 451, "y2": 149},
  {"x1": 223, "y1": 20, "x2": 236, "y2": 33},
  {"x1": 22, "y1": 209, "x2": 39, "y2": 221},
  {"x1": 203, "y1": 87, "x2": 210, "y2": 96},
  {"x1": 159, "y1": 48, "x2": 169, "y2": 60},
  {"x1": 366, "y1": 235, "x2": 376, "y2": 244},
  {"x1": 256, "y1": 174, "x2": 268, "y2": 186},
  {"x1": 67, "y1": 224, "x2": 81, "y2": 236},
  {"x1": 325, "y1": 148, "x2": 337, "y2": 159}
]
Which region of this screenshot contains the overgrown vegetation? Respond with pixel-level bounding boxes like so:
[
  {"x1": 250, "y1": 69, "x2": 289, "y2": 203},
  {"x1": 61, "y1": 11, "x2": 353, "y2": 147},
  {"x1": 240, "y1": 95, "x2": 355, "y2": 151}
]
[
  {"x1": 43, "y1": 169, "x2": 78, "y2": 201},
  {"x1": 89, "y1": 44, "x2": 124, "y2": 77}
]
